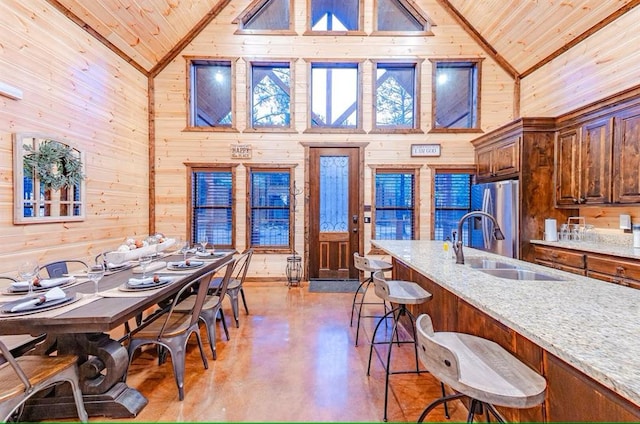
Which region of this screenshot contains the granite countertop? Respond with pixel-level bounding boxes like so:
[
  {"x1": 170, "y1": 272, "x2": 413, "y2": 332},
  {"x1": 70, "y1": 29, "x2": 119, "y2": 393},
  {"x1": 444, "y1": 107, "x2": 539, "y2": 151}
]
[
  {"x1": 371, "y1": 239, "x2": 640, "y2": 407},
  {"x1": 530, "y1": 239, "x2": 640, "y2": 260}
]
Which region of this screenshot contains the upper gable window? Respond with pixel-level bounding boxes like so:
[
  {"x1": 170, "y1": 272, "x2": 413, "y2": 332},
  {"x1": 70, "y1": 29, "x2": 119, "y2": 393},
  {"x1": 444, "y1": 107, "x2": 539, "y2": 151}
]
[
  {"x1": 431, "y1": 59, "x2": 482, "y2": 132},
  {"x1": 309, "y1": 0, "x2": 361, "y2": 33},
  {"x1": 188, "y1": 59, "x2": 235, "y2": 131},
  {"x1": 372, "y1": 61, "x2": 421, "y2": 131},
  {"x1": 249, "y1": 61, "x2": 293, "y2": 130},
  {"x1": 374, "y1": 0, "x2": 434, "y2": 34},
  {"x1": 234, "y1": 0, "x2": 294, "y2": 33},
  {"x1": 308, "y1": 61, "x2": 362, "y2": 131}
]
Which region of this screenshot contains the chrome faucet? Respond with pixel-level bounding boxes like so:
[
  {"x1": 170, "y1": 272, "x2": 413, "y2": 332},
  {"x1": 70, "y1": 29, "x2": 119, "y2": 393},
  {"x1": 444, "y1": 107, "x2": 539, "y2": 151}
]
[{"x1": 452, "y1": 211, "x2": 505, "y2": 265}]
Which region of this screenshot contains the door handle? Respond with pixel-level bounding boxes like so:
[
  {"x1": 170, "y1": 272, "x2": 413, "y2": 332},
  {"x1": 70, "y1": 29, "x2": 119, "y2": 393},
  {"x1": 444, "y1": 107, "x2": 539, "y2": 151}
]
[
  {"x1": 352, "y1": 215, "x2": 358, "y2": 224},
  {"x1": 352, "y1": 227, "x2": 358, "y2": 233}
]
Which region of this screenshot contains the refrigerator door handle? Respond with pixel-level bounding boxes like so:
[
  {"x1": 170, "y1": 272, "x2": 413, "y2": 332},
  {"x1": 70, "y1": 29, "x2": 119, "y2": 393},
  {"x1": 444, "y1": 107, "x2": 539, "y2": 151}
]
[{"x1": 481, "y1": 188, "x2": 493, "y2": 249}]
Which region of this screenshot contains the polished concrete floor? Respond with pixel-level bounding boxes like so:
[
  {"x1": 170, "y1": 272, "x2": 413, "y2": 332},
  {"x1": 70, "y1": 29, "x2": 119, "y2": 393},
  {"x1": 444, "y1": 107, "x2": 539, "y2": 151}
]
[{"x1": 116, "y1": 282, "x2": 468, "y2": 422}]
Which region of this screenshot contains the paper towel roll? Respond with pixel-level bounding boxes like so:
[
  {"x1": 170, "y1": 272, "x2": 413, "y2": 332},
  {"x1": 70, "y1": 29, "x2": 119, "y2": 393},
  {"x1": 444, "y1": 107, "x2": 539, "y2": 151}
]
[{"x1": 545, "y1": 219, "x2": 558, "y2": 241}]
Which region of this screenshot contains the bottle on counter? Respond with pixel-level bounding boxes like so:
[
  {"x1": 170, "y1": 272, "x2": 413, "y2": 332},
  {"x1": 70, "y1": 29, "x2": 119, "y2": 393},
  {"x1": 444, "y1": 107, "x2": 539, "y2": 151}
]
[{"x1": 443, "y1": 237, "x2": 451, "y2": 259}]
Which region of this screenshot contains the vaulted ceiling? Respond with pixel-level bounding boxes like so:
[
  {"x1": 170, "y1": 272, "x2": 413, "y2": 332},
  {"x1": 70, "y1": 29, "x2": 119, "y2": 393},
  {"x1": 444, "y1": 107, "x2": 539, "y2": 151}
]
[{"x1": 47, "y1": 0, "x2": 639, "y2": 78}]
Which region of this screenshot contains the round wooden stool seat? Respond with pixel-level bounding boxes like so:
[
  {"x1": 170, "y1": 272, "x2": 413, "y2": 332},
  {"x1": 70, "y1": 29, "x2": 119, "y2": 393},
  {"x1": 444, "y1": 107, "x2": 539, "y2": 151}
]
[{"x1": 416, "y1": 314, "x2": 547, "y2": 422}]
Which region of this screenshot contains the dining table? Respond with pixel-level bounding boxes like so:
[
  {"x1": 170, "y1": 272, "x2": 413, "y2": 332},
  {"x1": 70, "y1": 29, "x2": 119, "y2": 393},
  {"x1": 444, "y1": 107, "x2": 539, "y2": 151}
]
[{"x1": 0, "y1": 250, "x2": 234, "y2": 420}]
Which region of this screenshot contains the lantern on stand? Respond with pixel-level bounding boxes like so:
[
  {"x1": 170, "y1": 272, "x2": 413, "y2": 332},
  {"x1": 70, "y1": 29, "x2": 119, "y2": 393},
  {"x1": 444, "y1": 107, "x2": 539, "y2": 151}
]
[{"x1": 286, "y1": 181, "x2": 303, "y2": 288}]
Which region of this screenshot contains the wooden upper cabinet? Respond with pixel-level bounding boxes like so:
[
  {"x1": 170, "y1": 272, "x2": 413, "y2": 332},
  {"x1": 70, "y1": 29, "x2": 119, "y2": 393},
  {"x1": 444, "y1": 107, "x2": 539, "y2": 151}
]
[
  {"x1": 555, "y1": 128, "x2": 581, "y2": 206},
  {"x1": 580, "y1": 117, "x2": 613, "y2": 204},
  {"x1": 475, "y1": 135, "x2": 520, "y2": 181},
  {"x1": 613, "y1": 107, "x2": 640, "y2": 203}
]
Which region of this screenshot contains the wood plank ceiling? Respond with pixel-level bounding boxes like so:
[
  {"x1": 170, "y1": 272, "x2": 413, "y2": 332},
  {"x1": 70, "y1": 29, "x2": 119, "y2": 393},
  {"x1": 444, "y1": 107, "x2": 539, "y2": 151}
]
[{"x1": 47, "y1": 0, "x2": 639, "y2": 78}]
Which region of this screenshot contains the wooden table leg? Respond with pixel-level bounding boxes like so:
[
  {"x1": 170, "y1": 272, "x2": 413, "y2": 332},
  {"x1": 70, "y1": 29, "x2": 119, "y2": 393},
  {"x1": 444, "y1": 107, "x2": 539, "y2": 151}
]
[{"x1": 20, "y1": 333, "x2": 147, "y2": 420}]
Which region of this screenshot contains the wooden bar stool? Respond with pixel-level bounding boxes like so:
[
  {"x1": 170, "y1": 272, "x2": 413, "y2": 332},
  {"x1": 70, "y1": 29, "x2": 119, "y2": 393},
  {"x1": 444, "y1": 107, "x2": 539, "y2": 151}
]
[
  {"x1": 366, "y1": 270, "x2": 432, "y2": 422},
  {"x1": 351, "y1": 253, "x2": 392, "y2": 346},
  {"x1": 415, "y1": 314, "x2": 547, "y2": 423}
]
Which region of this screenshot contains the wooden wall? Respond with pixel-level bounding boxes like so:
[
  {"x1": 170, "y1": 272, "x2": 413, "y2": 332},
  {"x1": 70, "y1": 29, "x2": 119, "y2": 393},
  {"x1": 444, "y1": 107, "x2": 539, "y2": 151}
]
[
  {"x1": 152, "y1": 0, "x2": 516, "y2": 279},
  {"x1": 521, "y1": 7, "x2": 640, "y2": 117},
  {"x1": 520, "y1": 7, "x2": 640, "y2": 230},
  {"x1": 0, "y1": 0, "x2": 149, "y2": 276}
]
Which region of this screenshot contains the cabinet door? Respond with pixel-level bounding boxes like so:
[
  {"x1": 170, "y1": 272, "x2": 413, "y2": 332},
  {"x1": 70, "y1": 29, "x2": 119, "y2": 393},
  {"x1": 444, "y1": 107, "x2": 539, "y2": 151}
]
[
  {"x1": 613, "y1": 107, "x2": 640, "y2": 203},
  {"x1": 493, "y1": 136, "x2": 520, "y2": 178},
  {"x1": 555, "y1": 128, "x2": 581, "y2": 206},
  {"x1": 476, "y1": 146, "x2": 493, "y2": 180},
  {"x1": 581, "y1": 117, "x2": 613, "y2": 204}
]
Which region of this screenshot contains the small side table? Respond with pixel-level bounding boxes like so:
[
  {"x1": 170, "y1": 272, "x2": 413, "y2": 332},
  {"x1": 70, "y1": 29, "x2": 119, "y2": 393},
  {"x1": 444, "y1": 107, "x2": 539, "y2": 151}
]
[{"x1": 286, "y1": 255, "x2": 302, "y2": 288}]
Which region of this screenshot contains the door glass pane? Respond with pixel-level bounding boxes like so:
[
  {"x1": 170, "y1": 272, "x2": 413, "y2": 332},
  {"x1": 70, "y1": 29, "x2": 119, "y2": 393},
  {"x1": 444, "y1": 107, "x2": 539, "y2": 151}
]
[{"x1": 319, "y1": 156, "x2": 348, "y2": 232}]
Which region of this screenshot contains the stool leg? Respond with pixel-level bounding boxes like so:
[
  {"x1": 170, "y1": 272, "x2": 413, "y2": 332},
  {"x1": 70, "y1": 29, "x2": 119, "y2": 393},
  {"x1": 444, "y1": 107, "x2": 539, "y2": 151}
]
[
  {"x1": 350, "y1": 276, "x2": 370, "y2": 326},
  {"x1": 354, "y1": 279, "x2": 373, "y2": 346},
  {"x1": 367, "y1": 307, "x2": 397, "y2": 376},
  {"x1": 466, "y1": 398, "x2": 479, "y2": 423},
  {"x1": 382, "y1": 307, "x2": 403, "y2": 422},
  {"x1": 417, "y1": 393, "x2": 465, "y2": 423}
]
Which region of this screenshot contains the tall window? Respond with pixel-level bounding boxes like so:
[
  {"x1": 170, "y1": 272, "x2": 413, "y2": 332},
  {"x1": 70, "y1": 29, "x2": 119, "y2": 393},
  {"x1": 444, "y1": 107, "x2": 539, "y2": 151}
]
[
  {"x1": 373, "y1": 61, "x2": 420, "y2": 130},
  {"x1": 247, "y1": 166, "x2": 295, "y2": 251},
  {"x1": 250, "y1": 61, "x2": 292, "y2": 129},
  {"x1": 310, "y1": 0, "x2": 360, "y2": 32},
  {"x1": 433, "y1": 172, "x2": 472, "y2": 244},
  {"x1": 372, "y1": 167, "x2": 420, "y2": 240},
  {"x1": 431, "y1": 60, "x2": 482, "y2": 131},
  {"x1": 189, "y1": 59, "x2": 234, "y2": 129},
  {"x1": 310, "y1": 62, "x2": 361, "y2": 130},
  {"x1": 188, "y1": 165, "x2": 236, "y2": 249}
]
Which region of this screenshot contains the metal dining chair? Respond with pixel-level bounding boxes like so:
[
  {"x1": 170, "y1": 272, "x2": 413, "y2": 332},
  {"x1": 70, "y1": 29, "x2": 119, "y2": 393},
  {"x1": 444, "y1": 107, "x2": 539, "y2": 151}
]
[
  {"x1": 0, "y1": 338, "x2": 88, "y2": 422},
  {"x1": 209, "y1": 249, "x2": 253, "y2": 328},
  {"x1": 40, "y1": 260, "x2": 88, "y2": 278},
  {"x1": 126, "y1": 256, "x2": 235, "y2": 401},
  {"x1": 174, "y1": 255, "x2": 236, "y2": 359}
]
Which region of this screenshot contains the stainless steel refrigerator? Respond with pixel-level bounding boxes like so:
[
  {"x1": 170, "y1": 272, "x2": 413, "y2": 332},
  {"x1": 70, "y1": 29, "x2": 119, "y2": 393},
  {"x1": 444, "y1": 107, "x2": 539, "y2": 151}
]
[{"x1": 470, "y1": 180, "x2": 519, "y2": 258}]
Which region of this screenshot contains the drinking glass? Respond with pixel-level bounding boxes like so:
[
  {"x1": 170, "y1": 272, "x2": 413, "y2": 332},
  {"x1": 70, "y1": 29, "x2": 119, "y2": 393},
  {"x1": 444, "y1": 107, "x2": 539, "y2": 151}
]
[
  {"x1": 179, "y1": 239, "x2": 190, "y2": 262},
  {"x1": 87, "y1": 263, "x2": 105, "y2": 296},
  {"x1": 17, "y1": 259, "x2": 39, "y2": 295},
  {"x1": 139, "y1": 255, "x2": 153, "y2": 278},
  {"x1": 198, "y1": 237, "x2": 208, "y2": 253}
]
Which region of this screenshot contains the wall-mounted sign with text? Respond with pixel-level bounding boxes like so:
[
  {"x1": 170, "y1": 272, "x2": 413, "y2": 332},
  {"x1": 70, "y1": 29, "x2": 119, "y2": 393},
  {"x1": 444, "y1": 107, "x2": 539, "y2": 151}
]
[
  {"x1": 410, "y1": 143, "x2": 441, "y2": 157},
  {"x1": 231, "y1": 143, "x2": 252, "y2": 159}
]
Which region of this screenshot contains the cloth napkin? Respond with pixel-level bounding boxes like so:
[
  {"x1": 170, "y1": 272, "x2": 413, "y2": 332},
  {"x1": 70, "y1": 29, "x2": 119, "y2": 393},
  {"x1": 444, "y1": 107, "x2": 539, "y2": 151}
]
[
  {"x1": 11, "y1": 276, "x2": 73, "y2": 290},
  {"x1": 127, "y1": 277, "x2": 154, "y2": 286},
  {"x1": 196, "y1": 251, "x2": 213, "y2": 258},
  {"x1": 168, "y1": 261, "x2": 204, "y2": 268},
  {"x1": 10, "y1": 287, "x2": 66, "y2": 312}
]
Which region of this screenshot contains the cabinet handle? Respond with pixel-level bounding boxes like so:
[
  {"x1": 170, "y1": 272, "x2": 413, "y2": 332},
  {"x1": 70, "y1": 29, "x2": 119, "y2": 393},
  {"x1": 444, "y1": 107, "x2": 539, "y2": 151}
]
[
  {"x1": 580, "y1": 196, "x2": 587, "y2": 204},
  {"x1": 573, "y1": 198, "x2": 579, "y2": 204},
  {"x1": 616, "y1": 266, "x2": 626, "y2": 276}
]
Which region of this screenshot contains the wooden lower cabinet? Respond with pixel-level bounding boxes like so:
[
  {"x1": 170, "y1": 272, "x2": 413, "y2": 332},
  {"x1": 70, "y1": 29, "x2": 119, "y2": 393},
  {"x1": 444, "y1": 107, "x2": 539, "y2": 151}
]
[
  {"x1": 545, "y1": 353, "x2": 640, "y2": 422},
  {"x1": 393, "y1": 259, "x2": 640, "y2": 422},
  {"x1": 533, "y1": 245, "x2": 586, "y2": 275}
]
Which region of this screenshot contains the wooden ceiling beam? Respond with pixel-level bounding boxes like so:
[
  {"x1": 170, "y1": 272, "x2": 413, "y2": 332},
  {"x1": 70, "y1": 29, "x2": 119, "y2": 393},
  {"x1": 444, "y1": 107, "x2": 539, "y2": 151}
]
[
  {"x1": 520, "y1": 0, "x2": 640, "y2": 78},
  {"x1": 435, "y1": 0, "x2": 520, "y2": 80}
]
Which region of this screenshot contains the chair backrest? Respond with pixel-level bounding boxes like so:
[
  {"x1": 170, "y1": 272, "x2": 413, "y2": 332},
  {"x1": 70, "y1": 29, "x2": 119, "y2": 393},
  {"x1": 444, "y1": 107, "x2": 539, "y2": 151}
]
[
  {"x1": 371, "y1": 270, "x2": 391, "y2": 302},
  {"x1": 415, "y1": 314, "x2": 461, "y2": 386},
  {"x1": 41, "y1": 260, "x2": 88, "y2": 278},
  {"x1": 231, "y1": 249, "x2": 253, "y2": 284},
  {"x1": 353, "y1": 252, "x2": 367, "y2": 272},
  {"x1": 158, "y1": 256, "x2": 235, "y2": 337},
  {"x1": 0, "y1": 339, "x2": 32, "y2": 393}
]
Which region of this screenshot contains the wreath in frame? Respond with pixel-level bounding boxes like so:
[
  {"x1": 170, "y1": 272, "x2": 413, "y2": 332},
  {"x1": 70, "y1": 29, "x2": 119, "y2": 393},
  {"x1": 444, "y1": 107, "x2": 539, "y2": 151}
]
[{"x1": 23, "y1": 139, "x2": 84, "y2": 191}]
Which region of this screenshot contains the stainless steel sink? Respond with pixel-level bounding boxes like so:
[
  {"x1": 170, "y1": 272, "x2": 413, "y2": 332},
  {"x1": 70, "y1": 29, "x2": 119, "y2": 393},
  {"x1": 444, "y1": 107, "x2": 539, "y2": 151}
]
[
  {"x1": 478, "y1": 268, "x2": 566, "y2": 281},
  {"x1": 465, "y1": 257, "x2": 518, "y2": 270}
]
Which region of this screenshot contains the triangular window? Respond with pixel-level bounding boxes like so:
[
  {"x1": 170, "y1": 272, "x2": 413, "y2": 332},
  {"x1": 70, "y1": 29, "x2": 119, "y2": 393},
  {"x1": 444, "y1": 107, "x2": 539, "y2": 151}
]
[
  {"x1": 310, "y1": 0, "x2": 360, "y2": 32},
  {"x1": 234, "y1": 0, "x2": 293, "y2": 33},
  {"x1": 375, "y1": 0, "x2": 434, "y2": 34}
]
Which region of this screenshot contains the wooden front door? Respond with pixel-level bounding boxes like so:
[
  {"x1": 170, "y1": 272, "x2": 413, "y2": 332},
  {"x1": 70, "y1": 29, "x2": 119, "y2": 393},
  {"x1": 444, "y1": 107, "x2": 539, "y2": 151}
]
[{"x1": 308, "y1": 147, "x2": 360, "y2": 279}]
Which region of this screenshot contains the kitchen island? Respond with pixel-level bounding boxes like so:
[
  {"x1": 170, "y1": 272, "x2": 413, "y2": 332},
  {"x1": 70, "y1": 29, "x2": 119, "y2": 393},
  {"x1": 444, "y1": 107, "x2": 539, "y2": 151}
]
[{"x1": 372, "y1": 239, "x2": 640, "y2": 422}]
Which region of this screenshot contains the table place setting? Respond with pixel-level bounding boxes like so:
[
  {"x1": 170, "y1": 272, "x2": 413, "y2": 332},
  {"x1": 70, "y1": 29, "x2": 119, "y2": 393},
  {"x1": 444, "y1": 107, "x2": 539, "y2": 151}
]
[
  {"x1": 166, "y1": 260, "x2": 205, "y2": 271},
  {"x1": 2, "y1": 276, "x2": 77, "y2": 295},
  {"x1": 99, "y1": 275, "x2": 179, "y2": 297},
  {"x1": 0, "y1": 286, "x2": 98, "y2": 317}
]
